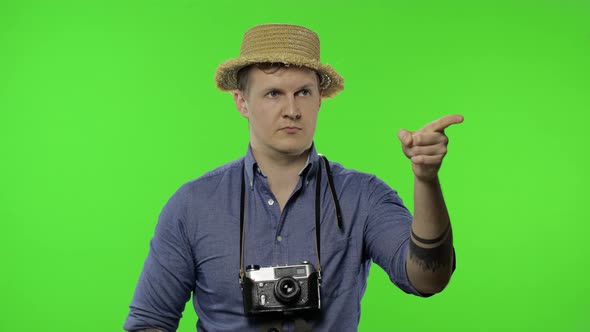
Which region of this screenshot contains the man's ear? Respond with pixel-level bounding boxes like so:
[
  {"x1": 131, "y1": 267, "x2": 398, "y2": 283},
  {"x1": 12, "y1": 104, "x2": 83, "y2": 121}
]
[{"x1": 233, "y1": 90, "x2": 249, "y2": 119}]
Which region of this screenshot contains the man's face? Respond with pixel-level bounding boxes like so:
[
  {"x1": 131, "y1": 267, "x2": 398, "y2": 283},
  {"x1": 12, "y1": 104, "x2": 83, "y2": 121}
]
[{"x1": 234, "y1": 66, "x2": 322, "y2": 158}]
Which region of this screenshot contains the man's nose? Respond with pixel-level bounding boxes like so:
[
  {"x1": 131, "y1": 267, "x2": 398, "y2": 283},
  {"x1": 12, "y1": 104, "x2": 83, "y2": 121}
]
[{"x1": 283, "y1": 97, "x2": 301, "y2": 120}]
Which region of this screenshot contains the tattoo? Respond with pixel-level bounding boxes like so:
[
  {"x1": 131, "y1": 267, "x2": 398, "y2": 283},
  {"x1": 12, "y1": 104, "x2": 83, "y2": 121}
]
[
  {"x1": 409, "y1": 224, "x2": 454, "y2": 272},
  {"x1": 411, "y1": 223, "x2": 450, "y2": 244}
]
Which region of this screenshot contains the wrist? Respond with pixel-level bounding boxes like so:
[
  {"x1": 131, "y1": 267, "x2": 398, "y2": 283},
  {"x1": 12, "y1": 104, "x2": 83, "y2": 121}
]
[{"x1": 414, "y1": 174, "x2": 440, "y2": 186}]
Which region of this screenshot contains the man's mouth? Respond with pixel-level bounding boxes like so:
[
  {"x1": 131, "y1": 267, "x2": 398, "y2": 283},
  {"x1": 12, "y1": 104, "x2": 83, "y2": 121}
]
[{"x1": 280, "y1": 126, "x2": 302, "y2": 134}]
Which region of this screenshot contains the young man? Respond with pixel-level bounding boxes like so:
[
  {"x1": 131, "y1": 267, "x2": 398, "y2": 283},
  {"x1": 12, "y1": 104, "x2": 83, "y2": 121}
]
[{"x1": 124, "y1": 24, "x2": 461, "y2": 332}]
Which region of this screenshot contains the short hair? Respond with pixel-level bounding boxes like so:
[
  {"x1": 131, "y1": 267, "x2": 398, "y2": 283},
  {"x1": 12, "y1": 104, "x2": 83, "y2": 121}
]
[{"x1": 236, "y1": 63, "x2": 322, "y2": 95}]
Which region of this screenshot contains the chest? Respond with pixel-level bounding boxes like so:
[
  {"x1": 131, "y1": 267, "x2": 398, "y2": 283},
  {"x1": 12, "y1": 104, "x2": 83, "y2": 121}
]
[{"x1": 189, "y1": 193, "x2": 365, "y2": 308}]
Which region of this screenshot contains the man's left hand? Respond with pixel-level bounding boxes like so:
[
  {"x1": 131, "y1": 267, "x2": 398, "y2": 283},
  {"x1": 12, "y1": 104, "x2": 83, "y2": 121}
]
[{"x1": 397, "y1": 115, "x2": 464, "y2": 182}]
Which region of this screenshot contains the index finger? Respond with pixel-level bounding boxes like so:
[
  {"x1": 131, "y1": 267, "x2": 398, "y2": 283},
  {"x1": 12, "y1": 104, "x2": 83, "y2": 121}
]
[{"x1": 422, "y1": 114, "x2": 464, "y2": 132}]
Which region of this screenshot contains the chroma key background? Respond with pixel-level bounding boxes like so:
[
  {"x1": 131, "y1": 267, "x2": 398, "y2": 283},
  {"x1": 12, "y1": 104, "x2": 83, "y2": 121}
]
[{"x1": 1, "y1": 0, "x2": 588, "y2": 331}]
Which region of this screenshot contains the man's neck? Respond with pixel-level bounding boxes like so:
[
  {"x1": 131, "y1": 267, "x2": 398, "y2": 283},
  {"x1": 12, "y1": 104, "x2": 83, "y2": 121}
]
[{"x1": 251, "y1": 145, "x2": 310, "y2": 210}]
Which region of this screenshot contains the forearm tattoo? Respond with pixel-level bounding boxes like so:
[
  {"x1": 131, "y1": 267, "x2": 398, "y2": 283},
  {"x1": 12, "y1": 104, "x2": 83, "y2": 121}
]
[{"x1": 409, "y1": 223, "x2": 454, "y2": 272}]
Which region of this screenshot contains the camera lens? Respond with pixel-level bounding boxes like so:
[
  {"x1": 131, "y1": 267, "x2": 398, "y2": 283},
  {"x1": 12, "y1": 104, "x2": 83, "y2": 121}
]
[{"x1": 274, "y1": 277, "x2": 301, "y2": 304}]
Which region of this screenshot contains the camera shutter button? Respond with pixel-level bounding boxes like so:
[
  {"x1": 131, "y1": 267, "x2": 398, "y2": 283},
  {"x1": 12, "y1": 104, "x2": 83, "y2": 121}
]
[{"x1": 246, "y1": 264, "x2": 260, "y2": 271}]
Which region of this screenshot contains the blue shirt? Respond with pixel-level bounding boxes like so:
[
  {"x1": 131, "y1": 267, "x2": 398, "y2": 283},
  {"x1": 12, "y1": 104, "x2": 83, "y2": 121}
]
[{"x1": 124, "y1": 145, "x2": 424, "y2": 332}]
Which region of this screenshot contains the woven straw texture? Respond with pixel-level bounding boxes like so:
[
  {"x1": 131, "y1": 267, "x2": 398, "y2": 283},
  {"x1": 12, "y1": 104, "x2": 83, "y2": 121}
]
[{"x1": 215, "y1": 24, "x2": 344, "y2": 98}]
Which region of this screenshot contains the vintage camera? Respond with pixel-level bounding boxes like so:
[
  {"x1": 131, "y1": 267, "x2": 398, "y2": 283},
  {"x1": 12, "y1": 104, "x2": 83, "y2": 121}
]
[{"x1": 241, "y1": 261, "x2": 320, "y2": 315}]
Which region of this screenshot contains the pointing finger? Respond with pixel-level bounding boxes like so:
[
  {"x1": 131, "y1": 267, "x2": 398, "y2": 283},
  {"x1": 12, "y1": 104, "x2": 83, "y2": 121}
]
[{"x1": 422, "y1": 114, "x2": 464, "y2": 132}]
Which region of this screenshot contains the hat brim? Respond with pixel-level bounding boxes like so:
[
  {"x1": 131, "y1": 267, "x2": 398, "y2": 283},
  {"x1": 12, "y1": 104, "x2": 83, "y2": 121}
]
[{"x1": 215, "y1": 54, "x2": 344, "y2": 98}]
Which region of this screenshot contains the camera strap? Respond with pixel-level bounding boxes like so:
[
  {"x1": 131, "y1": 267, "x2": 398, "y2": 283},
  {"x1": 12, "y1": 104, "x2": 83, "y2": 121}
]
[
  {"x1": 314, "y1": 157, "x2": 322, "y2": 276},
  {"x1": 239, "y1": 153, "x2": 343, "y2": 287}
]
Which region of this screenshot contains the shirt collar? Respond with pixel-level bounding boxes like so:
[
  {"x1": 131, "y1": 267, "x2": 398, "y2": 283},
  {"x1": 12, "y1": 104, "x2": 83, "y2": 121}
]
[{"x1": 244, "y1": 143, "x2": 321, "y2": 188}]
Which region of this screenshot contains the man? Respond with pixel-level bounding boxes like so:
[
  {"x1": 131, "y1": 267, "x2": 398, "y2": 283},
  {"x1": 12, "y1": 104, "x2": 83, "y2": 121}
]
[{"x1": 124, "y1": 23, "x2": 461, "y2": 332}]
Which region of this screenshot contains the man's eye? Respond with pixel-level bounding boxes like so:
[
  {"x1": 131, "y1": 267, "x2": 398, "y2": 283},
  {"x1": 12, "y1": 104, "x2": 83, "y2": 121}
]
[
  {"x1": 298, "y1": 89, "x2": 311, "y2": 96},
  {"x1": 267, "y1": 90, "x2": 280, "y2": 97}
]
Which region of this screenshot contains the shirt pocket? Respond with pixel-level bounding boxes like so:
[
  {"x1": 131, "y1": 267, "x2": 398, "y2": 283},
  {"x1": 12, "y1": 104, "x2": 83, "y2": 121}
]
[{"x1": 316, "y1": 236, "x2": 359, "y2": 299}]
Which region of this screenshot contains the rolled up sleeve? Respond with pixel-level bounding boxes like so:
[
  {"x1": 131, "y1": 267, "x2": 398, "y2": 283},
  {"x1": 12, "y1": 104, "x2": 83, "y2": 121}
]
[
  {"x1": 362, "y1": 176, "x2": 425, "y2": 296},
  {"x1": 124, "y1": 185, "x2": 196, "y2": 331}
]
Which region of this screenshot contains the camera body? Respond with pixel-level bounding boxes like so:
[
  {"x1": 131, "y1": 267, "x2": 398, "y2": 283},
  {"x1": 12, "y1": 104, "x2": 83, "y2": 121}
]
[{"x1": 241, "y1": 262, "x2": 320, "y2": 315}]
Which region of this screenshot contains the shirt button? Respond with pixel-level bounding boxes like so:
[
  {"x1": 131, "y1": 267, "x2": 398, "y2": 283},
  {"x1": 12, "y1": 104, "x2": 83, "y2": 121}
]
[
  {"x1": 267, "y1": 199, "x2": 274, "y2": 206},
  {"x1": 276, "y1": 235, "x2": 282, "y2": 242}
]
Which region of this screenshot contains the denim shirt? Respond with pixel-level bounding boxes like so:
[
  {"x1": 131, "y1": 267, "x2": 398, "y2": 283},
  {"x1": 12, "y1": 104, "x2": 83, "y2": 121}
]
[{"x1": 124, "y1": 144, "x2": 422, "y2": 332}]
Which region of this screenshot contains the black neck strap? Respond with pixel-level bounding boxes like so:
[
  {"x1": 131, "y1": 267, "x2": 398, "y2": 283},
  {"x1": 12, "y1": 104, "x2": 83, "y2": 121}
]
[
  {"x1": 239, "y1": 154, "x2": 343, "y2": 286},
  {"x1": 314, "y1": 156, "x2": 323, "y2": 276}
]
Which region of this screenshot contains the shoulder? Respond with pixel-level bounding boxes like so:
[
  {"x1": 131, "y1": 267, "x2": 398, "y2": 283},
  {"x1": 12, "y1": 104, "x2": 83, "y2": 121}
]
[
  {"x1": 180, "y1": 158, "x2": 243, "y2": 194},
  {"x1": 163, "y1": 158, "x2": 243, "y2": 208},
  {"x1": 325, "y1": 159, "x2": 372, "y2": 181},
  {"x1": 326, "y1": 159, "x2": 389, "y2": 190},
  {"x1": 325, "y1": 159, "x2": 403, "y2": 204}
]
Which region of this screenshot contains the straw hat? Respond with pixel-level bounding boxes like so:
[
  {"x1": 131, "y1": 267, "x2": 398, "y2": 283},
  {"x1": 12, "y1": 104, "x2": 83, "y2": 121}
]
[{"x1": 215, "y1": 24, "x2": 344, "y2": 98}]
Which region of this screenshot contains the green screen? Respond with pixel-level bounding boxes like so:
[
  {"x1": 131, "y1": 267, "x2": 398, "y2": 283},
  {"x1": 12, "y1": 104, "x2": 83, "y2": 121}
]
[{"x1": 1, "y1": 0, "x2": 588, "y2": 331}]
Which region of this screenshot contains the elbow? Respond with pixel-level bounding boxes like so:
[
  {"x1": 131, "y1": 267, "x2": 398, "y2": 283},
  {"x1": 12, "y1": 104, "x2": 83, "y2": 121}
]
[
  {"x1": 406, "y1": 236, "x2": 456, "y2": 295},
  {"x1": 413, "y1": 274, "x2": 452, "y2": 295},
  {"x1": 406, "y1": 258, "x2": 454, "y2": 295}
]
